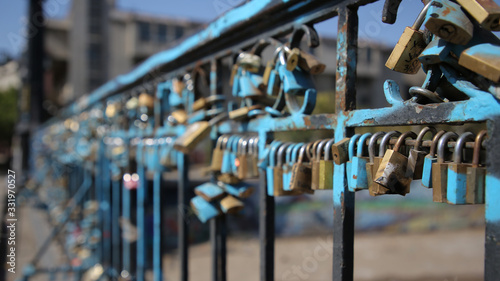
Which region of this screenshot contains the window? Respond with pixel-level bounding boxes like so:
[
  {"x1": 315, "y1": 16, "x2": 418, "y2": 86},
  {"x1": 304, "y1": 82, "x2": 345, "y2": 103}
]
[
  {"x1": 157, "y1": 24, "x2": 167, "y2": 43},
  {"x1": 175, "y1": 26, "x2": 184, "y2": 39},
  {"x1": 137, "y1": 21, "x2": 151, "y2": 42}
]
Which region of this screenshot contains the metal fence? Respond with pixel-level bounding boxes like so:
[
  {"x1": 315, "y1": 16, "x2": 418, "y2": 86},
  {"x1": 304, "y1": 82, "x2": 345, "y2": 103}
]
[{"x1": 20, "y1": 0, "x2": 500, "y2": 280}]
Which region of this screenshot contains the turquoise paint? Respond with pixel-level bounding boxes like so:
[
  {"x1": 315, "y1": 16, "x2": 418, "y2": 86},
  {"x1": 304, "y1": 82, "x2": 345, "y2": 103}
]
[
  {"x1": 446, "y1": 166, "x2": 467, "y2": 204},
  {"x1": 191, "y1": 196, "x2": 220, "y2": 223},
  {"x1": 195, "y1": 183, "x2": 225, "y2": 200},
  {"x1": 485, "y1": 174, "x2": 500, "y2": 223}
]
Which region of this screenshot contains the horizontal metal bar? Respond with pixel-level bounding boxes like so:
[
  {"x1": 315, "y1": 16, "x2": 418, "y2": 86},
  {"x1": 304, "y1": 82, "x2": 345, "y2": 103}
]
[{"x1": 368, "y1": 138, "x2": 486, "y2": 150}]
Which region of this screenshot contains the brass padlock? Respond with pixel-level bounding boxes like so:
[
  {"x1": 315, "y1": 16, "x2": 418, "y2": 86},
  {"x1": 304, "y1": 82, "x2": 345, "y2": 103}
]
[
  {"x1": 331, "y1": 138, "x2": 350, "y2": 165},
  {"x1": 276, "y1": 142, "x2": 293, "y2": 193},
  {"x1": 425, "y1": 0, "x2": 473, "y2": 45},
  {"x1": 311, "y1": 139, "x2": 328, "y2": 190},
  {"x1": 406, "y1": 127, "x2": 436, "y2": 180},
  {"x1": 290, "y1": 143, "x2": 314, "y2": 193},
  {"x1": 247, "y1": 136, "x2": 260, "y2": 178},
  {"x1": 138, "y1": 93, "x2": 155, "y2": 111},
  {"x1": 170, "y1": 109, "x2": 188, "y2": 125},
  {"x1": 318, "y1": 139, "x2": 336, "y2": 190},
  {"x1": 458, "y1": 43, "x2": 500, "y2": 83},
  {"x1": 456, "y1": 0, "x2": 500, "y2": 31},
  {"x1": 466, "y1": 130, "x2": 487, "y2": 204},
  {"x1": 447, "y1": 132, "x2": 476, "y2": 205},
  {"x1": 174, "y1": 113, "x2": 227, "y2": 154},
  {"x1": 369, "y1": 131, "x2": 402, "y2": 196},
  {"x1": 374, "y1": 131, "x2": 417, "y2": 195},
  {"x1": 432, "y1": 132, "x2": 458, "y2": 203},
  {"x1": 297, "y1": 50, "x2": 326, "y2": 75},
  {"x1": 237, "y1": 52, "x2": 262, "y2": 73},
  {"x1": 172, "y1": 78, "x2": 185, "y2": 95},
  {"x1": 217, "y1": 173, "x2": 241, "y2": 185},
  {"x1": 236, "y1": 138, "x2": 249, "y2": 180},
  {"x1": 286, "y1": 47, "x2": 301, "y2": 71},
  {"x1": 220, "y1": 195, "x2": 244, "y2": 214},
  {"x1": 229, "y1": 105, "x2": 262, "y2": 121},
  {"x1": 273, "y1": 143, "x2": 287, "y2": 196},
  {"x1": 192, "y1": 95, "x2": 225, "y2": 112},
  {"x1": 365, "y1": 132, "x2": 386, "y2": 196},
  {"x1": 386, "y1": 1, "x2": 431, "y2": 74},
  {"x1": 211, "y1": 135, "x2": 228, "y2": 172}
]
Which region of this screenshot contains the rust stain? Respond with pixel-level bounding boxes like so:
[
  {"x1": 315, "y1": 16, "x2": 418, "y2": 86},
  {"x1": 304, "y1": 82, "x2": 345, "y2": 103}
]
[
  {"x1": 442, "y1": 7, "x2": 453, "y2": 16},
  {"x1": 352, "y1": 175, "x2": 357, "y2": 179}
]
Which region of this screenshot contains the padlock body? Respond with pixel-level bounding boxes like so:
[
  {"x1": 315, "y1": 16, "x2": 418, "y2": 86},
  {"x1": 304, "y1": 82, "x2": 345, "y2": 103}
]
[
  {"x1": 217, "y1": 173, "x2": 240, "y2": 185},
  {"x1": 237, "y1": 155, "x2": 248, "y2": 180},
  {"x1": 221, "y1": 151, "x2": 232, "y2": 174},
  {"x1": 386, "y1": 27, "x2": 426, "y2": 74},
  {"x1": 273, "y1": 167, "x2": 285, "y2": 196},
  {"x1": 318, "y1": 160, "x2": 334, "y2": 190},
  {"x1": 220, "y1": 195, "x2": 244, "y2": 214},
  {"x1": 374, "y1": 150, "x2": 411, "y2": 195},
  {"x1": 447, "y1": 163, "x2": 470, "y2": 204},
  {"x1": 239, "y1": 72, "x2": 264, "y2": 98},
  {"x1": 191, "y1": 196, "x2": 220, "y2": 223},
  {"x1": 229, "y1": 107, "x2": 250, "y2": 121},
  {"x1": 349, "y1": 156, "x2": 369, "y2": 191},
  {"x1": 298, "y1": 50, "x2": 326, "y2": 75},
  {"x1": 406, "y1": 149, "x2": 427, "y2": 179},
  {"x1": 466, "y1": 167, "x2": 486, "y2": 204},
  {"x1": 171, "y1": 109, "x2": 188, "y2": 124},
  {"x1": 458, "y1": 44, "x2": 500, "y2": 83},
  {"x1": 267, "y1": 70, "x2": 281, "y2": 96},
  {"x1": 367, "y1": 158, "x2": 390, "y2": 196},
  {"x1": 421, "y1": 155, "x2": 437, "y2": 188},
  {"x1": 456, "y1": 0, "x2": 500, "y2": 31},
  {"x1": 211, "y1": 148, "x2": 224, "y2": 172},
  {"x1": 173, "y1": 121, "x2": 210, "y2": 153},
  {"x1": 425, "y1": 0, "x2": 473, "y2": 45},
  {"x1": 432, "y1": 162, "x2": 449, "y2": 203},
  {"x1": 280, "y1": 65, "x2": 315, "y2": 95},
  {"x1": 311, "y1": 160, "x2": 320, "y2": 190},
  {"x1": 282, "y1": 164, "x2": 291, "y2": 191},
  {"x1": 266, "y1": 166, "x2": 275, "y2": 196},
  {"x1": 290, "y1": 163, "x2": 313, "y2": 193}
]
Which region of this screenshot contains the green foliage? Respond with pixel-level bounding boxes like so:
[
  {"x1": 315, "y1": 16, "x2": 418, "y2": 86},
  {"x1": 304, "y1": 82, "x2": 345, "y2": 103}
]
[{"x1": 0, "y1": 87, "x2": 18, "y2": 141}]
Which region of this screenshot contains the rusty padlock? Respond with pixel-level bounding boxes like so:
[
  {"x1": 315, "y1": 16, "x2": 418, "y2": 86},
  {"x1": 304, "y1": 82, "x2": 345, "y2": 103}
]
[
  {"x1": 432, "y1": 131, "x2": 458, "y2": 203},
  {"x1": 466, "y1": 130, "x2": 488, "y2": 204},
  {"x1": 406, "y1": 126, "x2": 437, "y2": 180}
]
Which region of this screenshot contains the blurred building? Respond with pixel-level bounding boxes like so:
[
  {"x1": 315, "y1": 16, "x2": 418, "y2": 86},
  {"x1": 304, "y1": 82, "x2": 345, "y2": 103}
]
[{"x1": 44, "y1": 0, "x2": 202, "y2": 106}]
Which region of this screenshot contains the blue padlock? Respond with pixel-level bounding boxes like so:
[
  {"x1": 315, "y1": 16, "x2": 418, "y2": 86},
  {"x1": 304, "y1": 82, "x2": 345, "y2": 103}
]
[
  {"x1": 266, "y1": 141, "x2": 283, "y2": 196},
  {"x1": 231, "y1": 136, "x2": 242, "y2": 175},
  {"x1": 346, "y1": 134, "x2": 361, "y2": 190},
  {"x1": 221, "y1": 136, "x2": 236, "y2": 175},
  {"x1": 238, "y1": 70, "x2": 264, "y2": 98},
  {"x1": 447, "y1": 132, "x2": 475, "y2": 204},
  {"x1": 276, "y1": 142, "x2": 293, "y2": 192},
  {"x1": 349, "y1": 133, "x2": 373, "y2": 192},
  {"x1": 421, "y1": 130, "x2": 447, "y2": 188}
]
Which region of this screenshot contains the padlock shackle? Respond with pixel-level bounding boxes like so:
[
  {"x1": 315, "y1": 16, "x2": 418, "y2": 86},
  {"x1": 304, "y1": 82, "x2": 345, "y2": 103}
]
[
  {"x1": 310, "y1": 139, "x2": 323, "y2": 160},
  {"x1": 285, "y1": 143, "x2": 297, "y2": 165},
  {"x1": 289, "y1": 24, "x2": 320, "y2": 49},
  {"x1": 348, "y1": 134, "x2": 361, "y2": 160},
  {"x1": 217, "y1": 135, "x2": 228, "y2": 150},
  {"x1": 394, "y1": 131, "x2": 417, "y2": 152},
  {"x1": 305, "y1": 142, "x2": 315, "y2": 161},
  {"x1": 453, "y1": 132, "x2": 475, "y2": 164},
  {"x1": 324, "y1": 139, "x2": 337, "y2": 161},
  {"x1": 250, "y1": 37, "x2": 283, "y2": 57},
  {"x1": 472, "y1": 130, "x2": 488, "y2": 167},
  {"x1": 357, "y1": 133, "x2": 373, "y2": 157},
  {"x1": 429, "y1": 130, "x2": 446, "y2": 157},
  {"x1": 415, "y1": 126, "x2": 437, "y2": 150},
  {"x1": 316, "y1": 139, "x2": 330, "y2": 159},
  {"x1": 232, "y1": 136, "x2": 242, "y2": 153},
  {"x1": 277, "y1": 142, "x2": 293, "y2": 166},
  {"x1": 437, "y1": 132, "x2": 458, "y2": 163},
  {"x1": 368, "y1": 132, "x2": 386, "y2": 163},
  {"x1": 298, "y1": 143, "x2": 310, "y2": 163},
  {"x1": 379, "y1": 131, "x2": 401, "y2": 157},
  {"x1": 412, "y1": 1, "x2": 433, "y2": 30},
  {"x1": 269, "y1": 141, "x2": 283, "y2": 167},
  {"x1": 220, "y1": 135, "x2": 230, "y2": 150},
  {"x1": 291, "y1": 143, "x2": 304, "y2": 163},
  {"x1": 238, "y1": 138, "x2": 248, "y2": 155}
]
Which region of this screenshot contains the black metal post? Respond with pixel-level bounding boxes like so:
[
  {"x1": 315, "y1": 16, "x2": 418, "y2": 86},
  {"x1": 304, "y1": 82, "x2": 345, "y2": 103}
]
[{"x1": 178, "y1": 153, "x2": 189, "y2": 281}]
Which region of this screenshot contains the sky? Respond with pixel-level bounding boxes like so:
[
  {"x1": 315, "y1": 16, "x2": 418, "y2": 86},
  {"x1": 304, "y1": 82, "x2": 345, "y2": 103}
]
[{"x1": 0, "y1": 0, "x2": 499, "y2": 58}]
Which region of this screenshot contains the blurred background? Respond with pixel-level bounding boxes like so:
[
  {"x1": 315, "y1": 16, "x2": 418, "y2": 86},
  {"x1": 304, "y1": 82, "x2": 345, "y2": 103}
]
[{"x1": 0, "y1": 0, "x2": 496, "y2": 280}]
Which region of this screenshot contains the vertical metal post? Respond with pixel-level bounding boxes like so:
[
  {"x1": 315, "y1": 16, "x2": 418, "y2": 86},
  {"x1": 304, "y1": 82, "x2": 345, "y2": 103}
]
[
  {"x1": 333, "y1": 5, "x2": 358, "y2": 281},
  {"x1": 485, "y1": 118, "x2": 500, "y2": 281},
  {"x1": 153, "y1": 145, "x2": 163, "y2": 281},
  {"x1": 102, "y1": 155, "x2": 112, "y2": 268},
  {"x1": 112, "y1": 179, "x2": 121, "y2": 272},
  {"x1": 258, "y1": 132, "x2": 273, "y2": 281},
  {"x1": 122, "y1": 172, "x2": 131, "y2": 276},
  {"x1": 178, "y1": 152, "x2": 189, "y2": 281},
  {"x1": 136, "y1": 143, "x2": 146, "y2": 281},
  {"x1": 96, "y1": 142, "x2": 104, "y2": 265}
]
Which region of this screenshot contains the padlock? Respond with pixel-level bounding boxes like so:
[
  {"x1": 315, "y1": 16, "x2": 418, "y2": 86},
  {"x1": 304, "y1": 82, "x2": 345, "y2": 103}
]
[
  {"x1": 220, "y1": 195, "x2": 244, "y2": 214},
  {"x1": 218, "y1": 136, "x2": 234, "y2": 176},
  {"x1": 349, "y1": 133, "x2": 373, "y2": 192},
  {"x1": 170, "y1": 109, "x2": 188, "y2": 125},
  {"x1": 447, "y1": 132, "x2": 476, "y2": 205},
  {"x1": 172, "y1": 78, "x2": 185, "y2": 96},
  {"x1": 290, "y1": 143, "x2": 314, "y2": 194},
  {"x1": 229, "y1": 105, "x2": 262, "y2": 121},
  {"x1": 331, "y1": 138, "x2": 351, "y2": 165},
  {"x1": 286, "y1": 47, "x2": 301, "y2": 71},
  {"x1": 138, "y1": 93, "x2": 155, "y2": 112},
  {"x1": 238, "y1": 70, "x2": 265, "y2": 98},
  {"x1": 311, "y1": 139, "x2": 329, "y2": 190},
  {"x1": 266, "y1": 141, "x2": 283, "y2": 196},
  {"x1": 282, "y1": 143, "x2": 301, "y2": 191},
  {"x1": 211, "y1": 135, "x2": 228, "y2": 172},
  {"x1": 346, "y1": 134, "x2": 361, "y2": 190},
  {"x1": 230, "y1": 136, "x2": 242, "y2": 176},
  {"x1": 194, "y1": 182, "x2": 225, "y2": 202},
  {"x1": 466, "y1": 130, "x2": 487, "y2": 204},
  {"x1": 425, "y1": 0, "x2": 473, "y2": 45},
  {"x1": 432, "y1": 131, "x2": 458, "y2": 203},
  {"x1": 406, "y1": 127, "x2": 437, "y2": 180},
  {"x1": 173, "y1": 113, "x2": 227, "y2": 154},
  {"x1": 458, "y1": 43, "x2": 500, "y2": 83},
  {"x1": 218, "y1": 181, "x2": 254, "y2": 198},
  {"x1": 318, "y1": 139, "x2": 336, "y2": 190},
  {"x1": 237, "y1": 52, "x2": 261, "y2": 73},
  {"x1": 247, "y1": 137, "x2": 260, "y2": 178},
  {"x1": 456, "y1": 0, "x2": 500, "y2": 31},
  {"x1": 192, "y1": 95, "x2": 225, "y2": 112},
  {"x1": 375, "y1": 131, "x2": 417, "y2": 195},
  {"x1": 365, "y1": 132, "x2": 387, "y2": 196},
  {"x1": 386, "y1": 1, "x2": 431, "y2": 74},
  {"x1": 421, "y1": 130, "x2": 447, "y2": 188},
  {"x1": 236, "y1": 138, "x2": 249, "y2": 180},
  {"x1": 190, "y1": 196, "x2": 220, "y2": 223},
  {"x1": 275, "y1": 142, "x2": 293, "y2": 195},
  {"x1": 297, "y1": 50, "x2": 326, "y2": 75}
]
